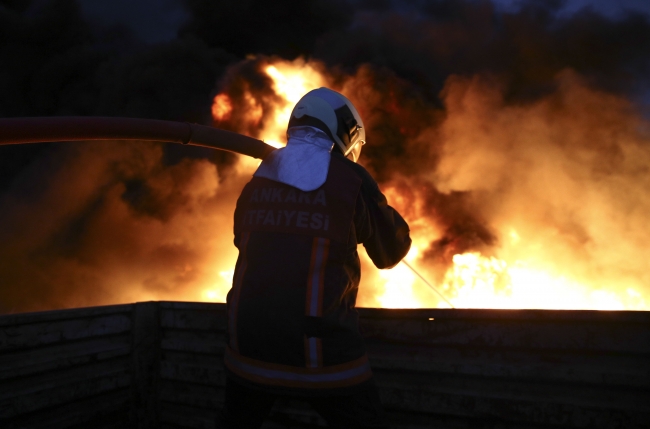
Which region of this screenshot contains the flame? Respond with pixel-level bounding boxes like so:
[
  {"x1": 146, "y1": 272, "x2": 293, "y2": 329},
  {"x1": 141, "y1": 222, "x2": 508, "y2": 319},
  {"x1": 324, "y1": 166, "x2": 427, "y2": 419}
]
[
  {"x1": 211, "y1": 58, "x2": 328, "y2": 173},
  {"x1": 356, "y1": 166, "x2": 650, "y2": 310},
  {"x1": 257, "y1": 60, "x2": 327, "y2": 146},
  {"x1": 370, "y1": 244, "x2": 646, "y2": 310},
  {"x1": 203, "y1": 270, "x2": 234, "y2": 301},
  {"x1": 369, "y1": 183, "x2": 648, "y2": 310},
  {"x1": 446, "y1": 251, "x2": 644, "y2": 310},
  {"x1": 204, "y1": 57, "x2": 649, "y2": 311}
]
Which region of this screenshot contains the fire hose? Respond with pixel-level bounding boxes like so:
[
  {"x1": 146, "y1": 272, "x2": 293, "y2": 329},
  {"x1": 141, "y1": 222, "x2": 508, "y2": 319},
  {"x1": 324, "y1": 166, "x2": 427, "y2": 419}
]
[
  {"x1": 0, "y1": 116, "x2": 275, "y2": 159},
  {"x1": 0, "y1": 116, "x2": 453, "y2": 308},
  {"x1": 402, "y1": 261, "x2": 454, "y2": 308}
]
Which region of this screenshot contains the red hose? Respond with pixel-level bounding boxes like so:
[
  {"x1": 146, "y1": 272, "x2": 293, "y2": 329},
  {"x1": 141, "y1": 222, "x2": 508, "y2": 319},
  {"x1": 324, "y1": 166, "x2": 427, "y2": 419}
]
[{"x1": 0, "y1": 117, "x2": 276, "y2": 159}]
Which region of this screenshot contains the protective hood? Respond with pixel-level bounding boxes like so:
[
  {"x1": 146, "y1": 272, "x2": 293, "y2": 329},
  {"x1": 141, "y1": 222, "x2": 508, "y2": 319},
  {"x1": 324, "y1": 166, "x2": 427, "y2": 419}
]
[{"x1": 253, "y1": 126, "x2": 335, "y2": 192}]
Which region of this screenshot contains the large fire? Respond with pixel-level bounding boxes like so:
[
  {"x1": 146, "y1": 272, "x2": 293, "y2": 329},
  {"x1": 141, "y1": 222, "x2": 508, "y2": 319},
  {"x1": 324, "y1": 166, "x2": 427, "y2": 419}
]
[
  {"x1": 203, "y1": 59, "x2": 648, "y2": 310},
  {"x1": 201, "y1": 57, "x2": 650, "y2": 311},
  {"x1": 0, "y1": 56, "x2": 646, "y2": 314}
]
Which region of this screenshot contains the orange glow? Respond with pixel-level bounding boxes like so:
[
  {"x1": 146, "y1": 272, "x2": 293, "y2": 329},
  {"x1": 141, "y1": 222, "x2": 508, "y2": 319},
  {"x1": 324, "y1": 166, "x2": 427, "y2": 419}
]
[
  {"x1": 212, "y1": 94, "x2": 232, "y2": 122},
  {"x1": 203, "y1": 270, "x2": 234, "y2": 302},
  {"x1": 243, "y1": 92, "x2": 263, "y2": 127},
  {"x1": 259, "y1": 60, "x2": 328, "y2": 146},
  {"x1": 363, "y1": 180, "x2": 647, "y2": 310},
  {"x1": 444, "y1": 253, "x2": 631, "y2": 310},
  {"x1": 203, "y1": 57, "x2": 650, "y2": 311},
  {"x1": 11, "y1": 59, "x2": 649, "y2": 314}
]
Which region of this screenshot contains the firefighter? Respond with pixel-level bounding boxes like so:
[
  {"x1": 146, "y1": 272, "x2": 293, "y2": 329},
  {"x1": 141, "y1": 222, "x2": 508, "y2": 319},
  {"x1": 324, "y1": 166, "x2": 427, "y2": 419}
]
[{"x1": 220, "y1": 88, "x2": 411, "y2": 428}]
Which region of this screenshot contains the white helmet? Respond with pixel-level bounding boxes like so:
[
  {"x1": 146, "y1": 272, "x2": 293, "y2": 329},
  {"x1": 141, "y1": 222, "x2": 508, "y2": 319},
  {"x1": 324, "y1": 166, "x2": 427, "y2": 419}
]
[{"x1": 287, "y1": 87, "x2": 366, "y2": 162}]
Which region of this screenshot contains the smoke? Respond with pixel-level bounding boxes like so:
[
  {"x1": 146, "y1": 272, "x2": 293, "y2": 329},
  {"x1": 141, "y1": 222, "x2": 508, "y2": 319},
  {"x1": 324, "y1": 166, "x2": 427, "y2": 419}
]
[
  {"x1": 0, "y1": 141, "x2": 245, "y2": 312},
  {"x1": 178, "y1": 0, "x2": 354, "y2": 59},
  {"x1": 1, "y1": 0, "x2": 650, "y2": 312},
  {"x1": 407, "y1": 70, "x2": 650, "y2": 308},
  {"x1": 313, "y1": 1, "x2": 650, "y2": 102}
]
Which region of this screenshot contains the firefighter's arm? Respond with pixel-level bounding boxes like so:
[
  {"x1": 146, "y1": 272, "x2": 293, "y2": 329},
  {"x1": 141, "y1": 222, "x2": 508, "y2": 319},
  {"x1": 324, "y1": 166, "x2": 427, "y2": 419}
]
[{"x1": 355, "y1": 170, "x2": 411, "y2": 269}]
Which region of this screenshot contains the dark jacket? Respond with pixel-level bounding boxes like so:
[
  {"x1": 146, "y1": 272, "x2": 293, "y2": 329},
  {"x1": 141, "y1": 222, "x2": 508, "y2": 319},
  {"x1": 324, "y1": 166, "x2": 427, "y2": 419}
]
[{"x1": 225, "y1": 152, "x2": 411, "y2": 393}]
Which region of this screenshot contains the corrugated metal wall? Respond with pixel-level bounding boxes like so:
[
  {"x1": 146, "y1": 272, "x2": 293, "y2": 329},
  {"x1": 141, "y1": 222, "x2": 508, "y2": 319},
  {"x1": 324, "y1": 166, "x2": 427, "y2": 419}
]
[
  {"x1": 361, "y1": 308, "x2": 650, "y2": 429},
  {"x1": 1, "y1": 302, "x2": 649, "y2": 428},
  {"x1": 157, "y1": 302, "x2": 226, "y2": 428},
  {"x1": 0, "y1": 304, "x2": 134, "y2": 428}
]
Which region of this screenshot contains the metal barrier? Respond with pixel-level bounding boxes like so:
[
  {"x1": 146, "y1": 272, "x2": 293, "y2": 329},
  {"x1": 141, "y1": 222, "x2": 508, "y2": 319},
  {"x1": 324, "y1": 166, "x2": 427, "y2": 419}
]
[{"x1": 1, "y1": 302, "x2": 649, "y2": 428}]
